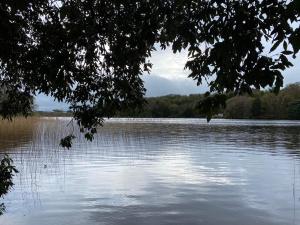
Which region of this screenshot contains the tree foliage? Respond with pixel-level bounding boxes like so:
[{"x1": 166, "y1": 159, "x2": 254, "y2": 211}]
[
  {"x1": 118, "y1": 94, "x2": 205, "y2": 118},
  {"x1": 251, "y1": 97, "x2": 262, "y2": 118},
  {"x1": 225, "y1": 83, "x2": 300, "y2": 119},
  {"x1": 0, "y1": 155, "x2": 18, "y2": 197},
  {"x1": 0, "y1": 0, "x2": 299, "y2": 146},
  {"x1": 0, "y1": 155, "x2": 18, "y2": 215},
  {"x1": 288, "y1": 100, "x2": 300, "y2": 119},
  {"x1": 224, "y1": 96, "x2": 254, "y2": 119}
]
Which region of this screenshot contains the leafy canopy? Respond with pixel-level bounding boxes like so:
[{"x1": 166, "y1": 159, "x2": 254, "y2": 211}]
[{"x1": 0, "y1": 0, "x2": 299, "y2": 146}]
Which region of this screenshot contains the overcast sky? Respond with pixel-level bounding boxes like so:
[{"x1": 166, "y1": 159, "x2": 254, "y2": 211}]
[{"x1": 36, "y1": 47, "x2": 299, "y2": 111}]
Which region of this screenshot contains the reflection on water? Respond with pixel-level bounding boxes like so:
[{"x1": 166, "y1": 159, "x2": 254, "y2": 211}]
[{"x1": 0, "y1": 118, "x2": 300, "y2": 225}]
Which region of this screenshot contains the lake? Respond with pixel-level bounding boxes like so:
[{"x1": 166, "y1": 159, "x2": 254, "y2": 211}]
[{"x1": 0, "y1": 117, "x2": 299, "y2": 225}]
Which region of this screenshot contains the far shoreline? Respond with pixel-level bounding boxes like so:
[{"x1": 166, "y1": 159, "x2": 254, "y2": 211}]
[{"x1": 30, "y1": 114, "x2": 300, "y2": 122}]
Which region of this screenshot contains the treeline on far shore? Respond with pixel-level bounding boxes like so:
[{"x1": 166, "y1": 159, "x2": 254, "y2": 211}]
[
  {"x1": 117, "y1": 83, "x2": 300, "y2": 120},
  {"x1": 224, "y1": 83, "x2": 300, "y2": 119},
  {"x1": 33, "y1": 110, "x2": 72, "y2": 117},
  {"x1": 35, "y1": 83, "x2": 300, "y2": 120}
]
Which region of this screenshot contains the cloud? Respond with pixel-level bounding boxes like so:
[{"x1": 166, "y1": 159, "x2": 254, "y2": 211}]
[
  {"x1": 35, "y1": 94, "x2": 69, "y2": 111},
  {"x1": 143, "y1": 74, "x2": 207, "y2": 97},
  {"x1": 150, "y1": 47, "x2": 189, "y2": 80}
]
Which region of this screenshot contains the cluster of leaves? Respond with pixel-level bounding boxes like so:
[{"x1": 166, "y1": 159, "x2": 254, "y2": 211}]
[
  {"x1": 0, "y1": 155, "x2": 18, "y2": 198},
  {"x1": 59, "y1": 134, "x2": 76, "y2": 149},
  {"x1": 0, "y1": 1, "x2": 299, "y2": 146},
  {"x1": 197, "y1": 93, "x2": 227, "y2": 121},
  {"x1": 0, "y1": 155, "x2": 18, "y2": 216},
  {"x1": 0, "y1": 87, "x2": 34, "y2": 119}
]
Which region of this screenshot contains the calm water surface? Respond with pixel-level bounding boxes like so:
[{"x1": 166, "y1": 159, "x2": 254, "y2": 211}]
[{"x1": 0, "y1": 118, "x2": 300, "y2": 225}]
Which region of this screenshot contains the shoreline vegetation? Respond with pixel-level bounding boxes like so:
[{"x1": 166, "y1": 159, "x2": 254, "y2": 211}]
[{"x1": 33, "y1": 83, "x2": 300, "y2": 120}]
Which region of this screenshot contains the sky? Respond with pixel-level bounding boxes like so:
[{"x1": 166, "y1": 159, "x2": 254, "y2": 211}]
[{"x1": 36, "y1": 47, "x2": 299, "y2": 111}]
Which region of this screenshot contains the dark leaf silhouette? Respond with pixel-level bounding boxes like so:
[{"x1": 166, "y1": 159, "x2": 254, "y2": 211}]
[
  {"x1": 60, "y1": 135, "x2": 76, "y2": 149},
  {"x1": 0, "y1": 155, "x2": 18, "y2": 199}
]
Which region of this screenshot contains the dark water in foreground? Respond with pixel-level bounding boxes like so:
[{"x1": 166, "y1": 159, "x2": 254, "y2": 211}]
[{"x1": 0, "y1": 118, "x2": 300, "y2": 225}]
